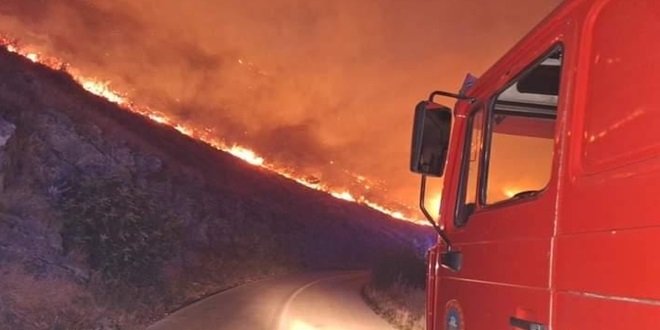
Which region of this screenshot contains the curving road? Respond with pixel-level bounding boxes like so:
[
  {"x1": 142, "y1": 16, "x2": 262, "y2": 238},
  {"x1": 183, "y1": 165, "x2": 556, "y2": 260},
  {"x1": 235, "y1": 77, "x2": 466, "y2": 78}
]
[{"x1": 146, "y1": 271, "x2": 396, "y2": 330}]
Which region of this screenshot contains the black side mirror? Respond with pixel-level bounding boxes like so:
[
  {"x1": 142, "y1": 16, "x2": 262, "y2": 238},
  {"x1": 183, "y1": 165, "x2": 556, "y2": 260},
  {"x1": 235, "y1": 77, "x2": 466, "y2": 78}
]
[{"x1": 410, "y1": 101, "x2": 452, "y2": 177}]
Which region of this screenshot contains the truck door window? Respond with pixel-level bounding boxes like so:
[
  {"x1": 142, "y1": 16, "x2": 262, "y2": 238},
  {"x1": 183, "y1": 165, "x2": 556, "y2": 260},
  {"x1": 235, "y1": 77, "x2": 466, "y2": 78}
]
[{"x1": 484, "y1": 47, "x2": 561, "y2": 205}]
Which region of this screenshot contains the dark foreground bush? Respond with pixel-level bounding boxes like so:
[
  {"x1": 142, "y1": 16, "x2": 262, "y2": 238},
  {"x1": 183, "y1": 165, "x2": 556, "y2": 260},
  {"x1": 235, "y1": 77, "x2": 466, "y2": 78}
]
[
  {"x1": 363, "y1": 247, "x2": 427, "y2": 330},
  {"x1": 370, "y1": 247, "x2": 426, "y2": 291}
]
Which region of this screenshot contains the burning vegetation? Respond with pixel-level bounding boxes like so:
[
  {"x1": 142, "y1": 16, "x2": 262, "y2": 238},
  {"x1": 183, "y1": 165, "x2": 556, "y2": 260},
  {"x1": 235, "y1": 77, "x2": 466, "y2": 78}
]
[{"x1": 0, "y1": 35, "x2": 421, "y2": 223}]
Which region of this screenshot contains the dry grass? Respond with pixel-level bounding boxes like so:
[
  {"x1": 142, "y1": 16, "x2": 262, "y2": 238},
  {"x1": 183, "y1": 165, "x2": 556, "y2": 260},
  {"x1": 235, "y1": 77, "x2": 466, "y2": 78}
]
[
  {"x1": 362, "y1": 247, "x2": 427, "y2": 330},
  {"x1": 0, "y1": 266, "x2": 110, "y2": 330},
  {"x1": 362, "y1": 281, "x2": 426, "y2": 330}
]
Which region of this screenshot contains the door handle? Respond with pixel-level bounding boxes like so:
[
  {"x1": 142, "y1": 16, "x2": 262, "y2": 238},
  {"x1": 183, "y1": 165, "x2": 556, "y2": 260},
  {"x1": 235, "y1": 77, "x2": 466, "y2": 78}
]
[{"x1": 509, "y1": 316, "x2": 547, "y2": 330}]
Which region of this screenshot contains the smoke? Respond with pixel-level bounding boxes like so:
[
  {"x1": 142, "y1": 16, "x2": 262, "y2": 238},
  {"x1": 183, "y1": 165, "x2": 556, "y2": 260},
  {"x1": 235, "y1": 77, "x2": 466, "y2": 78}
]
[{"x1": 0, "y1": 0, "x2": 561, "y2": 213}]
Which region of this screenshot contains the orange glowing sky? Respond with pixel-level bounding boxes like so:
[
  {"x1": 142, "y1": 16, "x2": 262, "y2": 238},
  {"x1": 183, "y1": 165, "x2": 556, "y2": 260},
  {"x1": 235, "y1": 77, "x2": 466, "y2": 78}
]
[{"x1": 0, "y1": 0, "x2": 561, "y2": 220}]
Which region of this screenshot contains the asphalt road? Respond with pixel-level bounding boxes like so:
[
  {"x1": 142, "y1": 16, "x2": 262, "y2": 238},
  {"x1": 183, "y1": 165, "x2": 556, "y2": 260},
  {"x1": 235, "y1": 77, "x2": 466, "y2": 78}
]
[{"x1": 146, "y1": 271, "x2": 396, "y2": 330}]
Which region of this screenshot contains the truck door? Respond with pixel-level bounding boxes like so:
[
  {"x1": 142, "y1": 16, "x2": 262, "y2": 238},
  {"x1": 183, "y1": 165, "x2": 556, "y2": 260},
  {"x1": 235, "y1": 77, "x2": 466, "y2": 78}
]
[{"x1": 435, "y1": 43, "x2": 567, "y2": 330}]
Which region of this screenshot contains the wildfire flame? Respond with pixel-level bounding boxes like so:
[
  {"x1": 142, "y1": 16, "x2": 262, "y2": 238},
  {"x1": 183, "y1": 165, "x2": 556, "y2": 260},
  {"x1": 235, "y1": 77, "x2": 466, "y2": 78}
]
[
  {"x1": 226, "y1": 145, "x2": 265, "y2": 166},
  {"x1": 330, "y1": 191, "x2": 356, "y2": 202},
  {"x1": 0, "y1": 36, "x2": 426, "y2": 224}
]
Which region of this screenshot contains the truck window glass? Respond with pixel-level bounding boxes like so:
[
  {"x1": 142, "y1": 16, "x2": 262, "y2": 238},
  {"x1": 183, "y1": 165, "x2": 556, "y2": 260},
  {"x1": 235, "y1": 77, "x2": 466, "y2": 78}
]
[{"x1": 484, "y1": 48, "x2": 561, "y2": 205}]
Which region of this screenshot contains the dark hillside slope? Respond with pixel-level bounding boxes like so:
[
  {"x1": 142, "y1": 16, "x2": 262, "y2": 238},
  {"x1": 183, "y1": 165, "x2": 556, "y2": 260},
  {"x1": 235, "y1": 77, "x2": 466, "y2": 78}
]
[{"x1": 0, "y1": 48, "x2": 434, "y2": 329}]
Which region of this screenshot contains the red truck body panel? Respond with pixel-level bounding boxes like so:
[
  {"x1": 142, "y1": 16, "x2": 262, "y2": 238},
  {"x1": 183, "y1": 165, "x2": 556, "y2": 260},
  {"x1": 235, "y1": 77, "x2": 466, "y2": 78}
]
[{"x1": 427, "y1": 0, "x2": 660, "y2": 328}]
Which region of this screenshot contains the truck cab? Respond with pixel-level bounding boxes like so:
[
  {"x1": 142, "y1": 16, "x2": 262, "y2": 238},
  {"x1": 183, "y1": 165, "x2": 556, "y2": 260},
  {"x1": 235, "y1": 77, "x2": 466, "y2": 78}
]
[{"x1": 411, "y1": 0, "x2": 660, "y2": 329}]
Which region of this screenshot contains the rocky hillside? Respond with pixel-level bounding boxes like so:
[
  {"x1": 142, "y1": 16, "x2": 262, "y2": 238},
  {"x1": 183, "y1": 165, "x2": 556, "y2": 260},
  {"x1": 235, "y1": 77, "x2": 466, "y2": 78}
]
[{"x1": 0, "y1": 47, "x2": 434, "y2": 329}]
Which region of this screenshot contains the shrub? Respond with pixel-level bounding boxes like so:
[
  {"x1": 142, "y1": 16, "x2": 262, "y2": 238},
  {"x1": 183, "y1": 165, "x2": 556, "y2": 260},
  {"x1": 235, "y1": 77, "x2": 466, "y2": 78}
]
[
  {"x1": 57, "y1": 175, "x2": 180, "y2": 288},
  {"x1": 365, "y1": 247, "x2": 428, "y2": 330},
  {"x1": 370, "y1": 247, "x2": 426, "y2": 290}
]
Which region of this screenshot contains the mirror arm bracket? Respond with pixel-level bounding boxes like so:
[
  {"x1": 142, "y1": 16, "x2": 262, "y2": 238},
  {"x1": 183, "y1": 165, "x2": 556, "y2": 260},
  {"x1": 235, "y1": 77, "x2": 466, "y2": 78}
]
[
  {"x1": 419, "y1": 175, "x2": 453, "y2": 251},
  {"x1": 428, "y1": 90, "x2": 476, "y2": 104}
]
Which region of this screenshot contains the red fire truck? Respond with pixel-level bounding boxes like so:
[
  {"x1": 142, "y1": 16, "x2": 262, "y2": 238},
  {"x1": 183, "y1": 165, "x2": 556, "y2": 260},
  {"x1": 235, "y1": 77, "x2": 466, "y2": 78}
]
[{"x1": 409, "y1": 0, "x2": 660, "y2": 329}]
